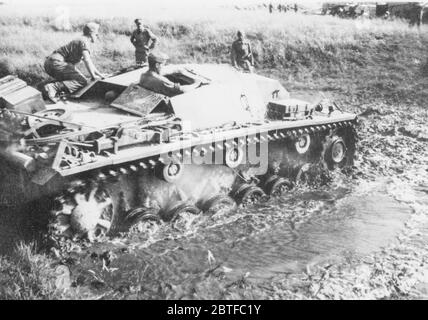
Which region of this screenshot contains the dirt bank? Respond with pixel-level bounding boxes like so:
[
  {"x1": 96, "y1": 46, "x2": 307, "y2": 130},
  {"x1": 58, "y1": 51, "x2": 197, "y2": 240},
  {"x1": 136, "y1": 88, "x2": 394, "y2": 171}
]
[{"x1": 256, "y1": 101, "x2": 428, "y2": 299}]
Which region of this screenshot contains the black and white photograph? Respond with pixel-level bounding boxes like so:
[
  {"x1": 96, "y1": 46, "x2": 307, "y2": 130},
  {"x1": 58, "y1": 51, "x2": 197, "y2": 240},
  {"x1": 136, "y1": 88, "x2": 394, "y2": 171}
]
[{"x1": 0, "y1": 0, "x2": 427, "y2": 303}]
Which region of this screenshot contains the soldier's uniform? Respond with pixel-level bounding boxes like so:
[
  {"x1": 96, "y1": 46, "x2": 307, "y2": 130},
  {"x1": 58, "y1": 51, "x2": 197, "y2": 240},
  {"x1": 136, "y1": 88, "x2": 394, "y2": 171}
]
[
  {"x1": 139, "y1": 71, "x2": 183, "y2": 97},
  {"x1": 130, "y1": 27, "x2": 157, "y2": 65},
  {"x1": 44, "y1": 37, "x2": 91, "y2": 94},
  {"x1": 231, "y1": 38, "x2": 253, "y2": 72}
]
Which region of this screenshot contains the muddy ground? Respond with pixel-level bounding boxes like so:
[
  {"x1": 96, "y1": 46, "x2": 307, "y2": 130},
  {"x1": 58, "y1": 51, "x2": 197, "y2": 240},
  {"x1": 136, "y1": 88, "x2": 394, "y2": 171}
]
[
  {"x1": 259, "y1": 100, "x2": 428, "y2": 300},
  {"x1": 7, "y1": 97, "x2": 421, "y2": 300}
]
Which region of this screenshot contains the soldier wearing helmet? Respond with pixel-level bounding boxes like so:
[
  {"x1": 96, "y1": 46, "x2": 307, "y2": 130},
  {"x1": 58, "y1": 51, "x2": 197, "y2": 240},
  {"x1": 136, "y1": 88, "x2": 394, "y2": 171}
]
[
  {"x1": 43, "y1": 22, "x2": 106, "y2": 102},
  {"x1": 139, "y1": 53, "x2": 201, "y2": 97},
  {"x1": 130, "y1": 18, "x2": 158, "y2": 66},
  {"x1": 230, "y1": 30, "x2": 254, "y2": 73}
]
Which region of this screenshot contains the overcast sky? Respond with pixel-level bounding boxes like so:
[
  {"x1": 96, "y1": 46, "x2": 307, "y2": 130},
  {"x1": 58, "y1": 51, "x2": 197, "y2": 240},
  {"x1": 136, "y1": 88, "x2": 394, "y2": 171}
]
[
  {"x1": 3, "y1": 0, "x2": 420, "y2": 5},
  {"x1": 4, "y1": 0, "x2": 323, "y2": 7},
  {"x1": 2, "y1": 0, "x2": 419, "y2": 15},
  {"x1": 1, "y1": 0, "x2": 327, "y2": 17}
]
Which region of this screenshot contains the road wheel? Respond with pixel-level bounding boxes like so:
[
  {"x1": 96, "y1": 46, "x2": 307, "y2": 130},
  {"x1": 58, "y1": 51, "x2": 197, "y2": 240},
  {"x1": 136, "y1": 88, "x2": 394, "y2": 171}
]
[{"x1": 324, "y1": 136, "x2": 347, "y2": 169}]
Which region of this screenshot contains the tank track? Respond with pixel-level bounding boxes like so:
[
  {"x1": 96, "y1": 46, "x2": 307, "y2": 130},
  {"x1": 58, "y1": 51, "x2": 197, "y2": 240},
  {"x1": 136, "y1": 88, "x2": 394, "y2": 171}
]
[{"x1": 49, "y1": 120, "x2": 357, "y2": 246}]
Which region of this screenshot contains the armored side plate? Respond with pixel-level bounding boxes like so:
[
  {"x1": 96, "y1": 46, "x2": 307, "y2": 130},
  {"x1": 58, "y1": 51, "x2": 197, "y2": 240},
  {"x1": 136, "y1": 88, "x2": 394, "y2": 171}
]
[{"x1": 110, "y1": 84, "x2": 168, "y2": 117}]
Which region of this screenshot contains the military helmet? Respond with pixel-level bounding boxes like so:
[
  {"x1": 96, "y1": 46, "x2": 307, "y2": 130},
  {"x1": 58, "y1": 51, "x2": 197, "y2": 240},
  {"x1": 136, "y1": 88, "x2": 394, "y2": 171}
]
[
  {"x1": 83, "y1": 22, "x2": 100, "y2": 35},
  {"x1": 148, "y1": 52, "x2": 169, "y2": 64}
]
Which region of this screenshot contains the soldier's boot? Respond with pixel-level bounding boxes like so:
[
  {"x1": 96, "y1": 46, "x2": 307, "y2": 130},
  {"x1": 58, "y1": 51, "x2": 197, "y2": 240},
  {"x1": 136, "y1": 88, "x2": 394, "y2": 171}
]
[
  {"x1": 43, "y1": 82, "x2": 69, "y2": 103},
  {"x1": 56, "y1": 82, "x2": 70, "y2": 100},
  {"x1": 43, "y1": 83, "x2": 60, "y2": 103}
]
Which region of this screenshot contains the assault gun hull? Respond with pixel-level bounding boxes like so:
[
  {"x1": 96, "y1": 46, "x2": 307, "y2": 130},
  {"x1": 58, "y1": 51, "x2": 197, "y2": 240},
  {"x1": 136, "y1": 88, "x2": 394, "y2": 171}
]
[{"x1": 0, "y1": 64, "x2": 357, "y2": 240}]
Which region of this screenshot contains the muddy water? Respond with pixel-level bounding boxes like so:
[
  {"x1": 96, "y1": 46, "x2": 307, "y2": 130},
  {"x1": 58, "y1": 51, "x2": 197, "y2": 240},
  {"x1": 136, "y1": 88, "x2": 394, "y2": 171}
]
[
  {"x1": 230, "y1": 190, "x2": 410, "y2": 280},
  {"x1": 72, "y1": 177, "x2": 412, "y2": 298}
]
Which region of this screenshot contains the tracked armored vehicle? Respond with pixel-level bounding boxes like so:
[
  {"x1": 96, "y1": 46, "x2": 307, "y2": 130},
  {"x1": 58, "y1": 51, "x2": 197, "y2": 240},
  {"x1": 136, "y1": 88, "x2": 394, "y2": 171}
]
[{"x1": 0, "y1": 64, "x2": 357, "y2": 241}]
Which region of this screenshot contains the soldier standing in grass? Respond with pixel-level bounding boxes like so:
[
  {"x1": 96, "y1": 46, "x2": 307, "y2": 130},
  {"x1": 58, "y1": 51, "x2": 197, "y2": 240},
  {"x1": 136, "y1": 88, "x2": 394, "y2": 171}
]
[
  {"x1": 130, "y1": 19, "x2": 157, "y2": 66},
  {"x1": 230, "y1": 31, "x2": 254, "y2": 73},
  {"x1": 43, "y1": 22, "x2": 105, "y2": 102},
  {"x1": 417, "y1": 6, "x2": 425, "y2": 27}
]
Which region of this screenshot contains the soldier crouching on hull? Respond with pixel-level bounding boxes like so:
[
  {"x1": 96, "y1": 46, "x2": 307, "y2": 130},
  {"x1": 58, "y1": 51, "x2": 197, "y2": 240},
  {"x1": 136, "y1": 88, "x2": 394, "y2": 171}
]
[
  {"x1": 130, "y1": 19, "x2": 157, "y2": 66},
  {"x1": 43, "y1": 22, "x2": 105, "y2": 103},
  {"x1": 231, "y1": 31, "x2": 254, "y2": 73},
  {"x1": 139, "y1": 53, "x2": 201, "y2": 97}
]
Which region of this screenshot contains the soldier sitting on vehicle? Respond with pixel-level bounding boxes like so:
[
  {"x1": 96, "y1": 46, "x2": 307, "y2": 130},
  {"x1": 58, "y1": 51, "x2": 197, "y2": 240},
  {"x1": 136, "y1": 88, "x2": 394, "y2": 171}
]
[
  {"x1": 43, "y1": 22, "x2": 106, "y2": 102},
  {"x1": 130, "y1": 18, "x2": 158, "y2": 66},
  {"x1": 139, "y1": 53, "x2": 201, "y2": 97},
  {"x1": 230, "y1": 31, "x2": 254, "y2": 73}
]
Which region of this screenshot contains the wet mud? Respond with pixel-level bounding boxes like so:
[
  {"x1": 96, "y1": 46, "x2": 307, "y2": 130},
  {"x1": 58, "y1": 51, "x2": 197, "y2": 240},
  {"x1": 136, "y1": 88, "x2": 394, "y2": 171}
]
[{"x1": 0, "y1": 99, "x2": 427, "y2": 300}]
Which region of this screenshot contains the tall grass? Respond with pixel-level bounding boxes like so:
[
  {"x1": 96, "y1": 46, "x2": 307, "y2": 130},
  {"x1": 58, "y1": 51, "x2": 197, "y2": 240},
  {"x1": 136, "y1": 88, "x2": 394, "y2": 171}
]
[
  {"x1": 0, "y1": 241, "x2": 104, "y2": 299},
  {"x1": 1, "y1": 10, "x2": 427, "y2": 104},
  {"x1": 0, "y1": 242, "x2": 59, "y2": 299}
]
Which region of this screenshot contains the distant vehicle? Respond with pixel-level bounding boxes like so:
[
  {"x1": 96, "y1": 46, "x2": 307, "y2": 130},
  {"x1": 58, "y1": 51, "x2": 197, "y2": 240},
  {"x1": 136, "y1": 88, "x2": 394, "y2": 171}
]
[
  {"x1": 322, "y1": 2, "x2": 360, "y2": 18},
  {"x1": 322, "y1": 2, "x2": 350, "y2": 15},
  {"x1": 322, "y1": 1, "x2": 427, "y2": 23},
  {"x1": 385, "y1": 2, "x2": 428, "y2": 25},
  {"x1": 355, "y1": 4, "x2": 377, "y2": 18}
]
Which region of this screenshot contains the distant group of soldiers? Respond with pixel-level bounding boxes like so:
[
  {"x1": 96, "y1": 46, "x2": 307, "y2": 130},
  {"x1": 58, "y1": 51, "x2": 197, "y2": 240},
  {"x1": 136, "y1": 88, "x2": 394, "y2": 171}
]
[
  {"x1": 42, "y1": 19, "x2": 255, "y2": 102},
  {"x1": 268, "y1": 3, "x2": 298, "y2": 13}
]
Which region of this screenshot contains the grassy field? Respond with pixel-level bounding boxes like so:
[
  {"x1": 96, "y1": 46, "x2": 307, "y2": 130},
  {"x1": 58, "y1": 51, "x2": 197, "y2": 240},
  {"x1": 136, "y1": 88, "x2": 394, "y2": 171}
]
[{"x1": 1, "y1": 10, "x2": 428, "y2": 105}]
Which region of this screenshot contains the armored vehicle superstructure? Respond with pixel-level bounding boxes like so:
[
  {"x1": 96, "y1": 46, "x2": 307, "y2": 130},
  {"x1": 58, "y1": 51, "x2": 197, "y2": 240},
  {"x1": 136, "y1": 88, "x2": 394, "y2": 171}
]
[{"x1": 0, "y1": 64, "x2": 357, "y2": 240}]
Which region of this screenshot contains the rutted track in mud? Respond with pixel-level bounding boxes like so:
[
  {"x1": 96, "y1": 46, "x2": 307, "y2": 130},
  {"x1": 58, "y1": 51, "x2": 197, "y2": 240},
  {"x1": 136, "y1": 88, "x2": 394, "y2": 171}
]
[
  {"x1": 1, "y1": 101, "x2": 427, "y2": 300},
  {"x1": 51, "y1": 174, "x2": 415, "y2": 299},
  {"x1": 51, "y1": 101, "x2": 427, "y2": 300}
]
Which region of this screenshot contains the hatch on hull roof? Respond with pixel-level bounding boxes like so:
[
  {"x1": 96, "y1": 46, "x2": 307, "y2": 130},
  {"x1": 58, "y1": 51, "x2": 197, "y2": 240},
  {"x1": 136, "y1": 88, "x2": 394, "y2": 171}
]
[{"x1": 104, "y1": 64, "x2": 290, "y2": 129}]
